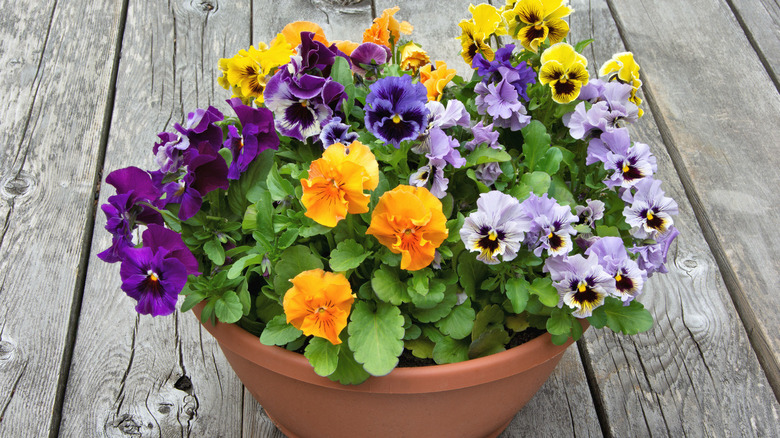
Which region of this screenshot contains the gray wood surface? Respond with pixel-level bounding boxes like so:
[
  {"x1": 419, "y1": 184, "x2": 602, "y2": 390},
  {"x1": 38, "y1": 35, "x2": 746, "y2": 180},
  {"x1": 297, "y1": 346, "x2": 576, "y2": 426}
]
[
  {"x1": 571, "y1": 0, "x2": 780, "y2": 435},
  {"x1": 608, "y1": 0, "x2": 780, "y2": 401},
  {"x1": 58, "y1": 1, "x2": 250, "y2": 436},
  {"x1": 0, "y1": 0, "x2": 124, "y2": 436},
  {"x1": 727, "y1": 0, "x2": 780, "y2": 89}
]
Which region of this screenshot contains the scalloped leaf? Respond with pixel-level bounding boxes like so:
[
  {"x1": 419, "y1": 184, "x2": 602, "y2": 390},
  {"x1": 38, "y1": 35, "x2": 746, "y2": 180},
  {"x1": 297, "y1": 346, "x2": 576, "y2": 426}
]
[
  {"x1": 435, "y1": 298, "x2": 476, "y2": 340},
  {"x1": 348, "y1": 302, "x2": 405, "y2": 376},
  {"x1": 259, "y1": 315, "x2": 303, "y2": 346},
  {"x1": 371, "y1": 266, "x2": 411, "y2": 305},
  {"x1": 304, "y1": 337, "x2": 340, "y2": 377},
  {"x1": 329, "y1": 239, "x2": 372, "y2": 272}
]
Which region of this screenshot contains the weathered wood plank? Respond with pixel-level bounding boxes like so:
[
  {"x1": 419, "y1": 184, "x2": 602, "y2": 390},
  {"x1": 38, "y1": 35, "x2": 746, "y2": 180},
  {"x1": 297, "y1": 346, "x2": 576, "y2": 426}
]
[
  {"x1": 253, "y1": 0, "x2": 373, "y2": 43},
  {"x1": 58, "y1": 1, "x2": 251, "y2": 436},
  {"x1": 569, "y1": 0, "x2": 780, "y2": 435},
  {"x1": 727, "y1": 0, "x2": 780, "y2": 88},
  {"x1": 0, "y1": 0, "x2": 124, "y2": 435},
  {"x1": 501, "y1": 347, "x2": 602, "y2": 438},
  {"x1": 607, "y1": 0, "x2": 780, "y2": 401}
]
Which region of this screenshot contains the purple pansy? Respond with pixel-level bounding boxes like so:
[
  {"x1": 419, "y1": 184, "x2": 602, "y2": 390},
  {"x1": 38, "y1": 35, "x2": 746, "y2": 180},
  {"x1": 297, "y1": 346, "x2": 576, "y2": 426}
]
[
  {"x1": 543, "y1": 254, "x2": 614, "y2": 318},
  {"x1": 472, "y1": 44, "x2": 536, "y2": 101},
  {"x1": 319, "y1": 117, "x2": 359, "y2": 148},
  {"x1": 460, "y1": 191, "x2": 531, "y2": 264},
  {"x1": 225, "y1": 98, "x2": 279, "y2": 179},
  {"x1": 575, "y1": 199, "x2": 605, "y2": 228},
  {"x1": 585, "y1": 236, "x2": 646, "y2": 303},
  {"x1": 630, "y1": 226, "x2": 679, "y2": 277},
  {"x1": 587, "y1": 128, "x2": 656, "y2": 189},
  {"x1": 622, "y1": 178, "x2": 678, "y2": 239},
  {"x1": 519, "y1": 193, "x2": 578, "y2": 257},
  {"x1": 161, "y1": 143, "x2": 229, "y2": 220},
  {"x1": 174, "y1": 106, "x2": 224, "y2": 155},
  {"x1": 426, "y1": 100, "x2": 471, "y2": 130},
  {"x1": 475, "y1": 79, "x2": 530, "y2": 131},
  {"x1": 465, "y1": 121, "x2": 500, "y2": 151},
  {"x1": 350, "y1": 42, "x2": 391, "y2": 76},
  {"x1": 364, "y1": 75, "x2": 429, "y2": 147},
  {"x1": 410, "y1": 159, "x2": 449, "y2": 198},
  {"x1": 264, "y1": 76, "x2": 336, "y2": 141}
]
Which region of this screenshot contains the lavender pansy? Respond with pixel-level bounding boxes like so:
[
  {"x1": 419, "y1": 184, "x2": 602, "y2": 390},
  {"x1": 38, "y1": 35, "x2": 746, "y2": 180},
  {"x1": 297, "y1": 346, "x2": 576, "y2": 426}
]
[
  {"x1": 622, "y1": 177, "x2": 678, "y2": 239},
  {"x1": 586, "y1": 236, "x2": 646, "y2": 303},
  {"x1": 575, "y1": 199, "x2": 605, "y2": 228},
  {"x1": 460, "y1": 191, "x2": 531, "y2": 264},
  {"x1": 543, "y1": 254, "x2": 614, "y2": 318},
  {"x1": 410, "y1": 159, "x2": 449, "y2": 198},
  {"x1": 319, "y1": 117, "x2": 359, "y2": 148},
  {"x1": 475, "y1": 79, "x2": 530, "y2": 131},
  {"x1": 519, "y1": 193, "x2": 578, "y2": 257},
  {"x1": 630, "y1": 226, "x2": 680, "y2": 277}
]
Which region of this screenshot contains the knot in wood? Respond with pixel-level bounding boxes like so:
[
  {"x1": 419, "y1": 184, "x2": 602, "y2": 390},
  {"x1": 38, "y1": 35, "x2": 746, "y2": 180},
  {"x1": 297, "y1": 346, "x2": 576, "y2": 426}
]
[
  {"x1": 174, "y1": 374, "x2": 192, "y2": 392},
  {"x1": 198, "y1": 0, "x2": 215, "y2": 12},
  {"x1": 113, "y1": 413, "x2": 143, "y2": 435},
  {"x1": 1, "y1": 171, "x2": 35, "y2": 199},
  {"x1": 157, "y1": 402, "x2": 173, "y2": 415},
  {"x1": 323, "y1": 0, "x2": 364, "y2": 4},
  {"x1": 0, "y1": 340, "x2": 15, "y2": 361}
]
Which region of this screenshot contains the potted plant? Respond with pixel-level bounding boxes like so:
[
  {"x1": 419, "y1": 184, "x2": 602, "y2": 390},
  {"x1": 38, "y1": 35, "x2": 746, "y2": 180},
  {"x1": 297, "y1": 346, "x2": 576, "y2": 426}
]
[{"x1": 98, "y1": 2, "x2": 679, "y2": 437}]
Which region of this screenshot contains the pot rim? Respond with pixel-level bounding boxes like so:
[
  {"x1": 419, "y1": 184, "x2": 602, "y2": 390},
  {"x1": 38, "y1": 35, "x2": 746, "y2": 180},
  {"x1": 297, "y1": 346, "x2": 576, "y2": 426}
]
[{"x1": 194, "y1": 303, "x2": 582, "y2": 394}]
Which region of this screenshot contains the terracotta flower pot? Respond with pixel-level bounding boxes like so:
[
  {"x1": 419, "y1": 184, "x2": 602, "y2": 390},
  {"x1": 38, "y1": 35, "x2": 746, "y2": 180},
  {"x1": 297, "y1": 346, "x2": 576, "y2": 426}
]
[{"x1": 194, "y1": 305, "x2": 582, "y2": 438}]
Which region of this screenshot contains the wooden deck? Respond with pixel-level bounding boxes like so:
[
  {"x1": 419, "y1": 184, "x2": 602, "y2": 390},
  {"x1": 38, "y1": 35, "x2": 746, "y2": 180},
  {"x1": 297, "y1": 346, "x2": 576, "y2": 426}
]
[{"x1": 1, "y1": 0, "x2": 779, "y2": 436}]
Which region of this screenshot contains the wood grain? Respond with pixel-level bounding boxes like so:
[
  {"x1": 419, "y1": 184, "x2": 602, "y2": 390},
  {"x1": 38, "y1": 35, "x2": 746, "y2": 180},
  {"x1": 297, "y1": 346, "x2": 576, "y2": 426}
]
[
  {"x1": 570, "y1": 0, "x2": 780, "y2": 435},
  {"x1": 0, "y1": 0, "x2": 124, "y2": 435},
  {"x1": 727, "y1": 0, "x2": 780, "y2": 89},
  {"x1": 58, "y1": 1, "x2": 250, "y2": 436},
  {"x1": 607, "y1": 0, "x2": 780, "y2": 400}
]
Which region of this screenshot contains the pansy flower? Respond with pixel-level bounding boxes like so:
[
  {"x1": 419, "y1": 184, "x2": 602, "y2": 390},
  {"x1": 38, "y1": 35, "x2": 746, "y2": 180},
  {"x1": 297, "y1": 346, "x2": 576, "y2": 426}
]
[
  {"x1": 283, "y1": 269, "x2": 355, "y2": 345},
  {"x1": 161, "y1": 143, "x2": 229, "y2": 220},
  {"x1": 364, "y1": 75, "x2": 429, "y2": 147},
  {"x1": 350, "y1": 42, "x2": 391, "y2": 76},
  {"x1": 319, "y1": 117, "x2": 359, "y2": 148},
  {"x1": 460, "y1": 191, "x2": 530, "y2": 264},
  {"x1": 622, "y1": 178, "x2": 678, "y2": 239},
  {"x1": 475, "y1": 78, "x2": 531, "y2": 130},
  {"x1": 366, "y1": 185, "x2": 448, "y2": 271},
  {"x1": 469, "y1": 3, "x2": 506, "y2": 36},
  {"x1": 630, "y1": 226, "x2": 679, "y2": 277},
  {"x1": 502, "y1": 0, "x2": 572, "y2": 52},
  {"x1": 519, "y1": 193, "x2": 578, "y2": 257},
  {"x1": 281, "y1": 21, "x2": 329, "y2": 48},
  {"x1": 539, "y1": 43, "x2": 589, "y2": 104},
  {"x1": 118, "y1": 225, "x2": 198, "y2": 316},
  {"x1": 420, "y1": 61, "x2": 457, "y2": 102},
  {"x1": 301, "y1": 141, "x2": 379, "y2": 227},
  {"x1": 400, "y1": 42, "x2": 431, "y2": 74},
  {"x1": 363, "y1": 7, "x2": 413, "y2": 48},
  {"x1": 472, "y1": 44, "x2": 536, "y2": 101},
  {"x1": 410, "y1": 159, "x2": 449, "y2": 199},
  {"x1": 225, "y1": 98, "x2": 280, "y2": 180},
  {"x1": 544, "y1": 254, "x2": 614, "y2": 318},
  {"x1": 587, "y1": 128, "x2": 656, "y2": 189},
  {"x1": 220, "y1": 34, "x2": 294, "y2": 105},
  {"x1": 586, "y1": 236, "x2": 646, "y2": 303},
  {"x1": 575, "y1": 199, "x2": 605, "y2": 228},
  {"x1": 457, "y1": 20, "x2": 494, "y2": 66},
  {"x1": 600, "y1": 52, "x2": 643, "y2": 115}
]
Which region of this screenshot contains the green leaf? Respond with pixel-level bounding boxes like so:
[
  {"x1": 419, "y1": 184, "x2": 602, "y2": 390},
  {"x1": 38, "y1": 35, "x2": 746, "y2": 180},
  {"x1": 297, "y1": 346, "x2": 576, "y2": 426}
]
[
  {"x1": 529, "y1": 276, "x2": 559, "y2": 307},
  {"x1": 329, "y1": 239, "x2": 372, "y2": 272},
  {"x1": 405, "y1": 338, "x2": 435, "y2": 359},
  {"x1": 266, "y1": 163, "x2": 295, "y2": 201},
  {"x1": 574, "y1": 38, "x2": 594, "y2": 53},
  {"x1": 331, "y1": 56, "x2": 353, "y2": 88},
  {"x1": 468, "y1": 327, "x2": 510, "y2": 359},
  {"x1": 227, "y1": 254, "x2": 264, "y2": 279},
  {"x1": 272, "y1": 246, "x2": 324, "y2": 294},
  {"x1": 408, "y1": 281, "x2": 446, "y2": 309},
  {"x1": 214, "y1": 291, "x2": 243, "y2": 323},
  {"x1": 432, "y1": 336, "x2": 470, "y2": 364},
  {"x1": 304, "y1": 337, "x2": 340, "y2": 377},
  {"x1": 203, "y1": 238, "x2": 225, "y2": 266},
  {"x1": 596, "y1": 225, "x2": 621, "y2": 237},
  {"x1": 546, "y1": 307, "x2": 572, "y2": 335},
  {"x1": 327, "y1": 334, "x2": 371, "y2": 385},
  {"x1": 348, "y1": 302, "x2": 405, "y2": 376},
  {"x1": 465, "y1": 145, "x2": 512, "y2": 167},
  {"x1": 536, "y1": 147, "x2": 563, "y2": 175},
  {"x1": 590, "y1": 298, "x2": 654, "y2": 335},
  {"x1": 472, "y1": 304, "x2": 504, "y2": 339},
  {"x1": 371, "y1": 266, "x2": 411, "y2": 305},
  {"x1": 520, "y1": 171, "x2": 551, "y2": 196},
  {"x1": 259, "y1": 315, "x2": 303, "y2": 346},
  {"x1": 505, "y1": 277, "x2": 530, "y2": 313},
  {"x1": 237, "y1": 281, "x2": 251, "y2": 316},
  {"x1": 180, "y1": 291, "x2": 207, "y2": 313},
  {"x1": 411, "y1": 286, "x2": 457, "y2": 323},
  {"x1": 228, "y1": 149, "x2": 275, "y2": 215},
  {"x1": 254, "y1": 191, "x2": 275, "y2": 241},
  {"x1": 521, "y1": 120, "x2": 551, "y2": 172},
  {"x1": 457, "y1": 251, "x2": 489, "y2": 299},
  {"x1": 435, "y1": 298, "x2": 476, "y2": 340}
]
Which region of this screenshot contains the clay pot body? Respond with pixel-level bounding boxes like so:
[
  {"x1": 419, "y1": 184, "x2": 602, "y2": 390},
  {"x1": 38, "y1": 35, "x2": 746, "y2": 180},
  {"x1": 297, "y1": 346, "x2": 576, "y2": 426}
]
[{"x1": 195, "y1": 306, "x2": 579, "y2": 438}]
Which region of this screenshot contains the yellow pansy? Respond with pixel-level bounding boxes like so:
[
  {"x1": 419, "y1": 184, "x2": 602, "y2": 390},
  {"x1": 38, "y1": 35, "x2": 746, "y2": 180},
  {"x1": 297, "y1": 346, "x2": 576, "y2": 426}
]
[
  {"x1": 400, "y1": 42, "x2": 431, "y2": 74},
  {"x1": 469, "y1": 3, "x2": 507, "y2": 36},
  {"x1": 600, "y1": 52, "x2": 644, "y2": 116},
  {"x1": 502, "y1": 0, "x2": 572, "y2": 52},
  {"x1": 539, "y1": 42, "x2": 589, "y2": 103},
  {"x1": 218, "y1": 34, "x2": 294, "y2": 105},
  {"x1": 457, "y1": 20, "x2": 494, "y2": 66}
]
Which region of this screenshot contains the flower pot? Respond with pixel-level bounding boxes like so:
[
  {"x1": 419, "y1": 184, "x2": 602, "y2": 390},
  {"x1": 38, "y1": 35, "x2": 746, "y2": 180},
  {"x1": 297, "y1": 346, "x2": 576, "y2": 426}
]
[{"x1": 194, "y1": 304, "x2": 583, "y2": 438}]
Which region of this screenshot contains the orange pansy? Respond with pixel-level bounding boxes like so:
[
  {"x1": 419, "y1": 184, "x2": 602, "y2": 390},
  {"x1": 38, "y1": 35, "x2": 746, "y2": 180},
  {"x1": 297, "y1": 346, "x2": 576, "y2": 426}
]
[
  {"x1": 301, "y1": 141, "x2": 379, "y2": 227},
  {"x1": 283, "y1": 269, "x2": 355, "y2": 345},
  {"x1": 366, "y1": 185, "x2": 448, "y2": 271},
  {"x1": 281, "y1": 21, "x2": 330, "y2": 50},
  {"x1": 420, "y1": 61, "x2": 457, "y2": 101},
  {"x1": 332, "y1": 40, "x2": 360, "y2": 56},
  {"x1": 363, "y1": 7, "x2": 413, "y2": 48}
]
